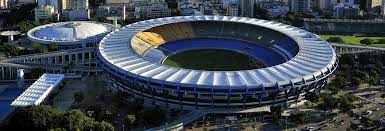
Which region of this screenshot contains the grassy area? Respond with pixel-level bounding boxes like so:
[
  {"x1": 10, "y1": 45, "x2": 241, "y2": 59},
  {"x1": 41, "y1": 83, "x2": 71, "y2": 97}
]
[
  {"x1": 163, "y1": 49, "x2": 262, "y2": 71},
  {"x1": 319, "y1": 35, "x2": 385, "y2": 48}
]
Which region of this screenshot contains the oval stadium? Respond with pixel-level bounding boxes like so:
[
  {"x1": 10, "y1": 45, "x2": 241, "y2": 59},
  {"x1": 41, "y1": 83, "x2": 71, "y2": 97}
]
[{"x1": 96, "y1": 16, "x2": 338, "y2": 110}]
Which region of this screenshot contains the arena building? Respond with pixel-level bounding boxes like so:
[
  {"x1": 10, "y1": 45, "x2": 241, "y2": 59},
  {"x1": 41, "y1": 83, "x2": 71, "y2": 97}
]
[
  {"x1": 96, "y1": 16, "x2": 338, "y2": 110},
  {"x1": 27, "y1": 21, "x2": 116, "y2": 48}
]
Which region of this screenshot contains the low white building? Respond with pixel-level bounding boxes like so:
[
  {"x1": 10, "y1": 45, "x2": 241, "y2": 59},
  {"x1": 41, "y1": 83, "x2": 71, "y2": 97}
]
[
  {"x1": 95, "y1": 5, "x2": 126, "y2": 20},
  {"x1": 134, "y1": 2, "x2": 171, "y2": 19}
]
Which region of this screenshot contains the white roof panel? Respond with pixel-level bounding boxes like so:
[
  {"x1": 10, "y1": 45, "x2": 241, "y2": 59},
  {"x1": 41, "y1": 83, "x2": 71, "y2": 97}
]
[{"x1": 11, "y1": 74, "x2": 65, "y2": 107}]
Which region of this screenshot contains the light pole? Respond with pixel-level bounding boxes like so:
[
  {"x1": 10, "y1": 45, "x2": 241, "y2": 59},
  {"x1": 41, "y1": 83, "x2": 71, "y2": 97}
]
[{"x1": 122, "y1": 124, "x2": 125, "y2": 131}]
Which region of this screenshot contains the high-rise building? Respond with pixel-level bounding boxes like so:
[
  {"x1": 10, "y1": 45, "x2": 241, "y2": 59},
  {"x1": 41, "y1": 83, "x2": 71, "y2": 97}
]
[
  {"x1": 380, "y1": 0, "x2": 385, "y2": 19},
  {"x1": 333, "y1": 3, "x2": 361, "y2": 18},
  {"x1": 38, "y1": 0, "x2": 61, "y2": 12},
  {"x1": 62, "y1": 0, "x2": 90, "y2": 20},
  {"x1": 365, "y1": 0, "x2": 382, "y2": 11},
  {"x1": 35, "y1": 4, "x2": 56, "y2": 21},
  {"x1": 319, "y1": 0, "x2": 332, "y2": 10},
  {"x1": 290, "y1": 0, "x2": 311, "y2": 13},
  {"x1": 239, "y1": 0, "x2": 254, "y2": 17},
  {"x1": 66, "y1": 0, "x2": 88, "y2": 9},
  {"x1": 226, "y1": 4, "x2": 238, "y2": 16},
  {"x1": 0, "y1": 0, "x2": 9, "y2": 9}
]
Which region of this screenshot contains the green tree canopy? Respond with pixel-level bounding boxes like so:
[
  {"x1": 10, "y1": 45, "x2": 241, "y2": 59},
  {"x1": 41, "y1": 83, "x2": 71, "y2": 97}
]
[
  {"x1": 5, "y1": 105, "x2": 114, "y2": 131},
  {"x1": 351, "y1": 77, "x2": 362, "y2": 87},
  {"x1": 6, "y1": 105, "x2": 61, "y2": 130},
  {"x1": 360, "y1": 38, "x2": 374, "y2": 45},
  {"x1": 140, "y1": 108, "x2": 166, "y2": 126},
  {"x1": 322, "y1": 97, "x2": 339, "y2": 111},
  {"x1": 47, "y1": 43, "x2": 58, "y2": 52},
  {"x1": 255, "y1": 8, "x2": 272, "y2": 20},
  {"x1": 290, "y1": 112, "x2": 308, "y2": 124},
  {"x1": 16, "y1": 20, "x2": 37, "y2": 33},
  {"x1": 339, "y1": 54, "x2": 354, "y2": 65},
  {"x1": 0, "y1": 45, "x2": 20, "y2": 56},
  {"x1": 270, "y1": 105, "x2": 284, "y2": 118},
  {"x1": 333, "y1": 75, "x2": 348, "y2": 89},
  {"x1": 326, "y1": 37, "x2": 344, "y2": 43},
  {"x1": 352, "y1": 70, "x2": 369, "y2": 82},
  {"x1": 124, "y1": 114, "x2": 136, "y2": 125},
  {"x1": 305, "y1": 92, "x2": 320, "y2": 103}
]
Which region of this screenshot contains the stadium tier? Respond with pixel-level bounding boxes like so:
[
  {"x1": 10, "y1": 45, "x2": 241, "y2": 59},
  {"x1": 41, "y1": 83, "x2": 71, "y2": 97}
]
[{"x1": 97, "y1": 16, "x2": 338, "y2": 110}]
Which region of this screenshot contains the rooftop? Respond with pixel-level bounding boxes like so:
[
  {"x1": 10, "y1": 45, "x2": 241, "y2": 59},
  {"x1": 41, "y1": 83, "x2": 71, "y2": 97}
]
[
  {"x1": 27, "y1": 21, "x2": 116, "y2": 45},
  {"x1": 11, "y1": 74, "x2": 65, "y2": 107}
]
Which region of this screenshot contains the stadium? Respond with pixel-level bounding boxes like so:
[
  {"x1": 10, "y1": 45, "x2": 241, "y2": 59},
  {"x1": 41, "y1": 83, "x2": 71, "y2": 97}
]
[{"x1": 96, "y1": 16, "x2": 338, "y2": 110}]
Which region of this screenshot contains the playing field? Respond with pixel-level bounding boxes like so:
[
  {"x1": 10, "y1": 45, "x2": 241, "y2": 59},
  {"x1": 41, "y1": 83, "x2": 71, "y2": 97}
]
[
  {"x1": 319, "y1": 35, "x2": 385, "y2": 48},
  {"x1": 163, "y1": 49, "x2": 263, "y2": 71}
]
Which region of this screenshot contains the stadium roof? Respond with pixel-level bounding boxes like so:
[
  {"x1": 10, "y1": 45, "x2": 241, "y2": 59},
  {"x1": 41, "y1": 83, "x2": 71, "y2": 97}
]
[
  {"x1": 27, "y1": 21, "x2": 116, "y2": 45},
  {"x1": 97, "y1": 16, "x2": 337, "y2": 88},
  {"x1": 11, "y1": 74, "x2": 65, "y2": 107}
]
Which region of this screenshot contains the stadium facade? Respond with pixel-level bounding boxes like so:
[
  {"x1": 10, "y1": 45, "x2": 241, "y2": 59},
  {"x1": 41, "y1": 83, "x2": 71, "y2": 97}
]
[{"x1": 96, "y1": 16, "x2": 338, "y2": 110}]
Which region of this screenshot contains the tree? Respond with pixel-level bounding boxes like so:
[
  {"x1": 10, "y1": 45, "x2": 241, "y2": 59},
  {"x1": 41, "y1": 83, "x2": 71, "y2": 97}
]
[
  {"x1": 94, "y1": 121, "x2": 114, "y2": 131},
  {"x1": 360, "y1": 38, "x2": 374, "y2": 45},
  {"x1": 270, "y1": 105, "x2": 284, "y2": 118},
  {"x1": 357, "y1": 54, "x2": 371, "y2": 65},
  {"x1": 140, "y1": 108, "x2": 166, "y2": 126},
  {"x1": 124, "y1": 114, "x2": 136, "y2": 124},
  {"x1": 351, "y1": 77, "x2": 362, "y2": 87},
  {"x1": 305, "y1": 92, "x2": 320, "y2": 105},
  {"x1": 339, "y1": 54, "x2": 354, "y2": 66},
  {"x1": 326, "y1": 37, "x2": 344, "y2": 43},
  {"x1": 333, "y1": 76, "x2": 348, "y2": 89},
  {"x1": 290, "y1": 112, "x2": 307, "y2": 124},
  {"x1": 47, "y1": 43, "x2": 58, "y2": 52},
  {"x1": 112, "y1": 91, "x2": 129, "y2": 107},
  {"x1": 254, "y1": 8, "x2": 272, "y2": 20},
  {"x1": 88, "y1": 0, "x2": 105, "y2": 8},
  {"x1": 352, "y1": 70, "x2": 369, "y2": 82},
  {"x1": 31, "y1": 42, "x2": 48, "y2": 53},
  {"x1": 5, "y1": 105, "x2": 114, "y2": 130},
  {"x1": 16, "y1": 20, "x2": 37, "y2": 33},
  {"x1": 0, "y1": 45, "x2": 20, "y2": 56},
  {"x1": 338, "y1": 95, "x2": 355, "y2": 112},
  {"x1": 124, "y1": 114, "x2": 136, "y2": 129},
  {"x1": 6, "y1": 105, "x2": 61, "y2": 130},
  {"x1": 86, "y1": 104, "x2": 103, "y2": 121},
  {"x1": 26, "y1": 68, "x2": 45, "y2": 79},
  {"x1": 322, "y1": 97, "x2": 339, "y2": 111},
  {"x1": 74, "y1": 91, "x2": 85, "y2": 103},
  {"x1": 59, "y1": 109, "x2": 95, "y2": 130}
]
